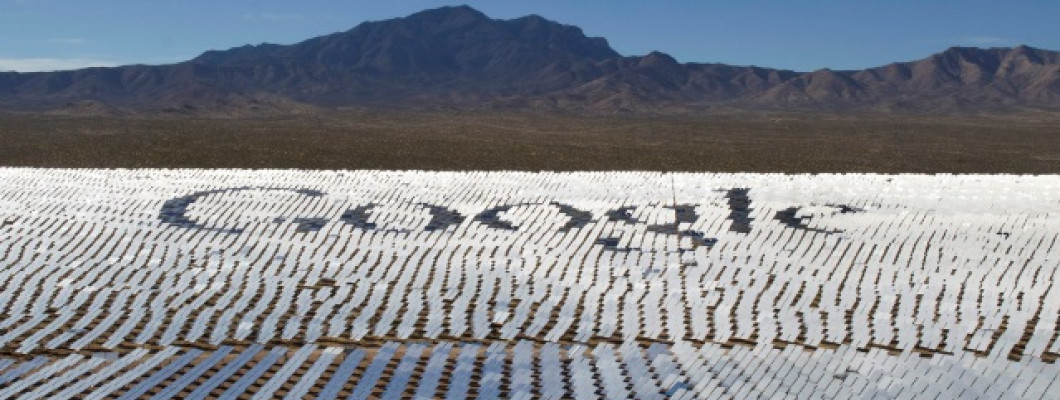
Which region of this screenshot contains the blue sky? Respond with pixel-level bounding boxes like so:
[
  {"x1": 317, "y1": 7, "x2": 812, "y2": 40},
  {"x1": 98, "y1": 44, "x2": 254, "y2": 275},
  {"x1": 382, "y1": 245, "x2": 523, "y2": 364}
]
[{"x1": 1, "y1": 0, "x2": 1057, "y2": 72}]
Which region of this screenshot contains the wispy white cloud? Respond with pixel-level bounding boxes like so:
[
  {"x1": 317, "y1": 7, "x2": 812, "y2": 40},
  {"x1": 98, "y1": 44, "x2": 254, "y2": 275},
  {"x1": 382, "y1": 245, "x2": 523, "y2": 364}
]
[
  {"x1": 957, "y1": 36, "x2": 1015, "y2": 47},
  {"x1": 46, "y1": 38, "x2": 87, "y2": 45},
  {"x1": 0, "y1": 58, "x2": 116, "y2": 72},
  {"x1": 242, "y1": 12, "x2": 306, "y2": 21}
]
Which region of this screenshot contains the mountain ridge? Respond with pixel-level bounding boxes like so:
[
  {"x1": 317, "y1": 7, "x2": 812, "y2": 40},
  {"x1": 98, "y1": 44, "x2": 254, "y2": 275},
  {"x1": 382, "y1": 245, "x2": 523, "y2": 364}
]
[{"x1": 2, "y1": 5, "x2": 1059, "y2": 115}]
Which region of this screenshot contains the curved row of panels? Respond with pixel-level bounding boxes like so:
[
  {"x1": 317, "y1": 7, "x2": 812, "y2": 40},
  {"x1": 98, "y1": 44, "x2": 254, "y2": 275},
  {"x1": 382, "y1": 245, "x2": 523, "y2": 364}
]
[
  {"x1": 0, "y1": 340, "x2": 1055, "y2": 400},
  {"x1": 0, "y1": 169, "x2": 1058, "y2": 398}
]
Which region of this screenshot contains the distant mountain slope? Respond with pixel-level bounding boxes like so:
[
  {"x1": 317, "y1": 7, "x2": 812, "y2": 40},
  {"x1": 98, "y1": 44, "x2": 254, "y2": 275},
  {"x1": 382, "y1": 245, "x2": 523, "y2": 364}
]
[
  {"x1": 747, "y1": 45, "x2": 1060, "y2": 112},
  {"x1": 1, "y1": 5, "x2": 1058, "y2": 114}
]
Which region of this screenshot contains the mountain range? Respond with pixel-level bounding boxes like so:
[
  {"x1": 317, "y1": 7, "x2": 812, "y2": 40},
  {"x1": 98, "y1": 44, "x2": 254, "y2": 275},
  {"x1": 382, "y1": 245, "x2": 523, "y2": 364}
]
[{"x1": 2, "y1": 5, "x2": 1059, "y2": 115}]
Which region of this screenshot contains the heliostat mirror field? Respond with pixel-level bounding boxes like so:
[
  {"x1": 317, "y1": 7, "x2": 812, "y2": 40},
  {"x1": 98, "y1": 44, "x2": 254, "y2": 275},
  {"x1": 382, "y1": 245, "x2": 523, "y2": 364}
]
[{"x1": 1, "y1": 169, "x2": 1058, "y2": 399}]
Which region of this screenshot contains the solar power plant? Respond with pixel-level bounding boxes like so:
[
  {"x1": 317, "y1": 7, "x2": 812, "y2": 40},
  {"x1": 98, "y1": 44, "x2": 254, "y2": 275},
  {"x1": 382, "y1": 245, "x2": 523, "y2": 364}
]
[{"x1": 1, "y1": 168, "x2": 1059, "y2": 399}]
